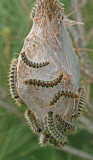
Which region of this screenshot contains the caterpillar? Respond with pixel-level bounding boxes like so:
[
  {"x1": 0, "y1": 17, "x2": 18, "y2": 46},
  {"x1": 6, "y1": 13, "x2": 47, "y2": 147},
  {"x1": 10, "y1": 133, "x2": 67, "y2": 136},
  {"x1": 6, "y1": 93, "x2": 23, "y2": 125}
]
[
  {"x1": 47, "y1": 111, "x2": 67, "y2": 145},
  {"x1": 31, "y1": 4, "x2": 37, "y2": 19},
  {"x1": 21, "y1": 52, "x2": 50, "y2": 68},
  {"x1": 39, "y1": 131, "x2": 63, "y2": 149},
  {"x1": 50, "y1": 90, "x2": 79, "y2": 106},
  {"x1": 39, "y1": 116, "x2": 62, "y2": 147},
  {"x1": 25, "y1": 109, "x2": 42, "y2": 133},
  {"x1": 39, "y1": 133, "x2": 49, "y2": 146},
  {"x1": 49, "y1": 136, "x2": 64, "y2": 149},
  {"x1": 23, "y1": 73, "x2": 63, "y2": 88},
  {"x1": 55, "y1": 114, "x2": 76, "y2": 133},
  {"x1": 9, "y1": 58, "x2": 22, "y2": 106},
  {"x1": 39, "y1": 127, "x2": 65, "y2": 149},
  {"x1": 72, "y1": 88, "x2": 85, "y2": 119}
]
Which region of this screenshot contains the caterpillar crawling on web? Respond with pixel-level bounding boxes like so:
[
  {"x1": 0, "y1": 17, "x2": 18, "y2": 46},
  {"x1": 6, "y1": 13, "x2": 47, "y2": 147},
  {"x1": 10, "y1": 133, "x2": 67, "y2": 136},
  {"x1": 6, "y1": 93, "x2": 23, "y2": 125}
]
[
  {"x1": 21, "y1": 52, "x2": 50, "y2": 68},
  {"x1": 23, "y1": 73, "x2": 63, "y2": 87}
]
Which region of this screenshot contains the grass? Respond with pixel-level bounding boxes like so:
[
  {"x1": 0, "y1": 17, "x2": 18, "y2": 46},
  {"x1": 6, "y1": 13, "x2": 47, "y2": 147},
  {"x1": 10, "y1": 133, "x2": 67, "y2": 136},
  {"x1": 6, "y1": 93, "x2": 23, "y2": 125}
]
[{"x1": 0, "y1": 0, "x2": 93, "y2": 160}]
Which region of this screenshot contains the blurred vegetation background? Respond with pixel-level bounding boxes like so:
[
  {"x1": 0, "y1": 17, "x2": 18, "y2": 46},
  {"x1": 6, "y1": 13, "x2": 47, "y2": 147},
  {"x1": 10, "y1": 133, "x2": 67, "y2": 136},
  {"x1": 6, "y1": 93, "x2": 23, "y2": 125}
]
[{"x1": 0, "y1": 0, "x2": 93, "y2": 160}]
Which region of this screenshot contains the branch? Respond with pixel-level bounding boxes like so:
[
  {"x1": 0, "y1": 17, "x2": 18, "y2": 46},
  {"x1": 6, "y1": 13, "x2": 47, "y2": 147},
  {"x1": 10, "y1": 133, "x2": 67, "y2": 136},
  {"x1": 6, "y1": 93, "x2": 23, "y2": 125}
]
[
  {"x1": 62, "y1": 145, "x2": 93, "y2": 160},
  {"x1": 0, "y1": 99, "x2": 25, "y2": 123},
  {"x1": 0, "y1": 86, "x2": 8, "y2": 99},
  {"x1": 75, "y1": 48, "x2": 93, "y2": 53},
  {"x1": 86, "y1": 101, "x2": 93, "y2": 119},
  {"x1": 71, "y1": 0, "x2": 93, "y2": 72},
  {"x1": 79, "y1": 116, "x2": 93, "y2": 133},
  {"x1": 71, "y1": 0, "x2": 86, "y2": 45},
  {"x1": 87, "y1": 28, "x2": 93, "y2": 43}
]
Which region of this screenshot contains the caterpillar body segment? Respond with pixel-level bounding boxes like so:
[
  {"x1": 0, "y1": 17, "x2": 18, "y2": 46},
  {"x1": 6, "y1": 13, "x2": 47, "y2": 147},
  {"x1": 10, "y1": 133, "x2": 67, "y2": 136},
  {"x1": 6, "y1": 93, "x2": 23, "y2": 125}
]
[
  {"x1": 23, "y1": 73, "x2": 63, "y2": 88},
  {"x1": 47, "y1": 111, "x2": 67, "y2": 145},
  {"x1": 9, "y1": 58, "x2": 22, "y2": 106},
  {"x1": 55, "y1": 114, "x2": 76, "y2": 134},
  {"x1": 50, "y1": 90, "x2": 79, "y2": 106},
  {"x1": 21, "y1": 52, "x2": 50, "y2": 68},
  {"x1": 25, "y1": 109, "x2": 42, "y2": 133},
  {"x1": 72, "y1": 88, "x2": 85, "y2": 119}
]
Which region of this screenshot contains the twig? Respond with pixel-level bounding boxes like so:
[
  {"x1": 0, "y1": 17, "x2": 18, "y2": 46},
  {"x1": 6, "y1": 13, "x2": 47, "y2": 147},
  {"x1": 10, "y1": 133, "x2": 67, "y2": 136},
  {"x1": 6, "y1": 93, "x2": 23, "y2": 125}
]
[
  {"x1": 75, "y1": 48, "x2": 93, "y2": 53},
  {"x1": 86, "y1": 101, "x2": 93, "y2": 119},
  {"x1": 62, "y1": 145, "x2": 93, "y2": 160},
  {"x1": 0, "y1": 86, "x2": 8, "y2": 99},
  {"x1": 0, "y1": 99, "x2": 24, "y2": 123},
  {"x1": 65, "y1": 8, "x2": 79, "y2": 18},
  {"x1": 71, "y1": 0, "x2": 93, "y2": 72},
  {"x1": 79, "y1": 116, "x2": 93, "y2": 133},
  {"x1": 79, "y1": 0, "x2": 88, "y2": 9},
  {"x1": 87, "y1": 28, "x2": 93, "y2": 43},
  {"x1": 71, "y1": 0, "x2": 86, "y2": 46},
  {"x1": 80, "y1": 67, "x2": 93, "y2": 83}
]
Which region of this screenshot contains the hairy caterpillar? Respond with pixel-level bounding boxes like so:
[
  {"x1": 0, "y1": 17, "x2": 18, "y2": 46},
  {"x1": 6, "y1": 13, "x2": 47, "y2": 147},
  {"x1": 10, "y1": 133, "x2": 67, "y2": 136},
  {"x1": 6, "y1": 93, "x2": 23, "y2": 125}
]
[
  {"x1": 23, "y1": 73, "x2": 63, "y2": 87},
  {"x1": 72, "y1": 88, "x2": 85, "y2": 119},
  {"x1": 48, "y1": 136, "x2": 63, "y2": 149},
  {"x1": 25, "y1": 109, "x2": 42, "y2": 133},
  {"x1": 21, "y1": 52, "x2": 50, "y2": 68},
  {"x1": 9, "y1": 58, "x2": 22, "y2": 106},
  {"x1": 39, "y1": 132, "x2": 63, "y2": 149},
  {"x1": 39, "y1": 133, "x2": 49, "y2": 146},
  {"x1": 50, "y1": 90, "x2": 79, "y2": 106},
  {"x1": 55, "y1": 114, "x2": 76, "y2": 133},
  {"x1": 47, "y1": 111, "x2": 67, "y2": 145},
  {"x1": 31, "y1": 4, "x2": 37, "y2": 19}
]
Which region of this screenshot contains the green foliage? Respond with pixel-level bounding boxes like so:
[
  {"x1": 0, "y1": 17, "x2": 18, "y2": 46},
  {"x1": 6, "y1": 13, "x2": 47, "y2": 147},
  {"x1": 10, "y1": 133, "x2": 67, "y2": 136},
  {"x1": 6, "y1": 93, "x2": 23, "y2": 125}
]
[{"x1": 0, "y1": 0, "x2": 93, "y2": 160}]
